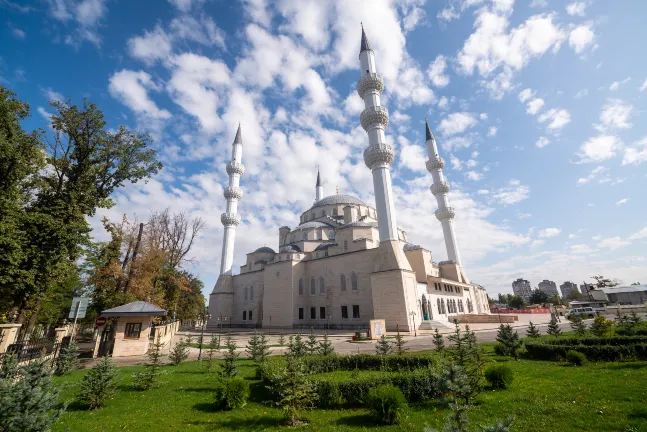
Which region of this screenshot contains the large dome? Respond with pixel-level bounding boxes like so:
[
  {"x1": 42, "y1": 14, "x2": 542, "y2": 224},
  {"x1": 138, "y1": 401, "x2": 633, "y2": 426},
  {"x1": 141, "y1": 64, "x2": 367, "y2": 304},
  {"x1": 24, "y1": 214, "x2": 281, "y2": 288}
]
[
  {"x1": 310, "y1": 194, "x2": 367, "y2": 209},
  {"x1": 254, "y1": 246, "x2": 276, "y2": 254}
]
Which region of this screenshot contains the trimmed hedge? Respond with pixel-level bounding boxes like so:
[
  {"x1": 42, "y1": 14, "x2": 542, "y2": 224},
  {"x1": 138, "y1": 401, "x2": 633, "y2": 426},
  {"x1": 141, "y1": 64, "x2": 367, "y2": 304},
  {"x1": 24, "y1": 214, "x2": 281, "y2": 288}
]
[
  {"x1": 301, "y1": 353, "x2": 437, "y2": 373},
  {"x1": 537, "y1": 336, "x2": 647, "y2": 347},
  {"x1": 367, "y1": 384, "x2": 407, "y2": 425},
  {"x1": 525, "y1": 342, "x2": 647, "y2": 362}
]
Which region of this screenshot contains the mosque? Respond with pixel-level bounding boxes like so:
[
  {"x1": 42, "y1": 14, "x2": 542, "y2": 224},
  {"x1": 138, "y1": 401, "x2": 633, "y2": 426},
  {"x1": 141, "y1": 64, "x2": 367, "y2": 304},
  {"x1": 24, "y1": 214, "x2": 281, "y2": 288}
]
[{"x1": 207, "y1": 26, "x2": 490, "y2": 332}]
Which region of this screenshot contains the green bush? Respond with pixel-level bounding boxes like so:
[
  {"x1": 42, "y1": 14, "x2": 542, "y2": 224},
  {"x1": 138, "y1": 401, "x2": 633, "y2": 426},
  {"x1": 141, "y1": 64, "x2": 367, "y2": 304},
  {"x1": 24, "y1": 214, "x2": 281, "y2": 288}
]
[
  {"x1": 493, "y1": 343, "x2": 506, "y2": 356},
  {"x1": 566, "y1": 350, "x2": 587, "y2": 366},
  {"x1": 77, "y1": 356, "x2": 119, "y2": 409},
  {"x1": 366, "y1": 384, "x2": 407, "y2": 425},
  {"x1": 484, "y1": 364, "x2": 514, "y2": 389},
  {"x1": 301, "y1": 353, "x2": 437, "y2": 373},
  {"x1": 213, "y1": 377, "x2": 250, "y2": 410},
  {"x1": 524, "y1": 341, "x2": 647, "y2": 362},
  {"x1": 538, "y1": 336, "x2": 647, "y2": 346}
]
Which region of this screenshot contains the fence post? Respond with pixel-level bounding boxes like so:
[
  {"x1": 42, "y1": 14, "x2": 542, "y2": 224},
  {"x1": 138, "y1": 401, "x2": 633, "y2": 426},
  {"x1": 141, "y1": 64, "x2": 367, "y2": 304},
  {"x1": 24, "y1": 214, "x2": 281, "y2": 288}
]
[{"x1": 0, "y1": 324, "x2": 22, "y2": 353}]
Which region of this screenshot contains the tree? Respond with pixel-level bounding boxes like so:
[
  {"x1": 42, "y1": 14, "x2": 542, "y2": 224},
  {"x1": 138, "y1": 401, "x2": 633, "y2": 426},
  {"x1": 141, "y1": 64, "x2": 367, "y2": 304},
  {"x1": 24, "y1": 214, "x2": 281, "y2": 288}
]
[
  {"x1": 133, "y1": 336, "x2": 165, "y2": 390},
  {"x1": 393, "y1": 325, "x2": 407, "y2": 355},
  {"x1": 525, "y1": 322, "x2": 541, "y2": 339},
  {"x1": 278, "y1": 331, "x2": 286, "y2": 346},
  {"x1": 168, "y1": 338, "x2": 190, "y2": 366},
  {"x1": 566, "y1": 290, "x2": 585, "y2": 301},
  {"x1": 590, "y1": 316, "x2": 613, "y2": 337},
  {"x1": 375, "y1": 334, "x2": 393, "y2": 356},
  {"x1": 496, "y1": 324, "x2": 522, "y2": 360},
  {"x1": 507, "y1": 295, "x2": 525, "y2": 309},
  {"x1": 288, "y1": 334, "x2": 307, "y2": 357},
  {"x1": 77, "y1": 356, "x2": 119, "y2": 409},
  {"x1": 433, "y1": 328, "x2": 445, "y2": 351},
  {"x1": 317, "y1": 333, "x2": 334, "y2": 356},
  {"x1": 246, "y1": 331, "x2": 270, "y2": 363},
  {"x1": 570, "y1": 316, "x2": 587, "y2": 337},
  {"x1": 547, "y1": 320, "x2": 562, "y2": 337},
  {"x1": 0, "y1": 358, "x2": 66, "y2": 431},
  {"x1": 631, "y1": 282, "x2": 641, "y2": 286},
  {"x1": 528, "y1": 289, "x2": 550, "y2": 305},
  {"x1": 220, "y1": 335, "x2": 239, "y2": 378},
  {"x1": 204, "y1": 334, "x2": 219, "y2": 373},
  {"x1": 447, "y1": 323, "x2": 485, "y2": 405},
  {"x1": 55, "y1": 340, "x2": 80, "y2": 375},
  {"x1": 272, "y1": 352, "x2": 317, "y2": 426},
  {"x1": 591, "y1": 275, "x2": 620, "y2": 288},
  {"x1": 305, "y1": 328, "x2": 319, "y2": 355}
]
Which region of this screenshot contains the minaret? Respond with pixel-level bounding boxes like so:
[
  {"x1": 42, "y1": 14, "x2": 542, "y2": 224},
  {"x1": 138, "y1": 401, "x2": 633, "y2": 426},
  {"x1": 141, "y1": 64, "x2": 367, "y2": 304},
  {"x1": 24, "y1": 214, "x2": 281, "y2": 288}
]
[
  {"x1": 425, "y1": 120, "x2": 462, "y2": 265},
  {"x1": 357, "y1": 25, "x2": 398, "y2": 241},
  {"x1": 219, "y1": 124, "x2": 244, "y2": 275},
  {"x1": 315, "y1": 168, "x2": 323, "y2": 201}
]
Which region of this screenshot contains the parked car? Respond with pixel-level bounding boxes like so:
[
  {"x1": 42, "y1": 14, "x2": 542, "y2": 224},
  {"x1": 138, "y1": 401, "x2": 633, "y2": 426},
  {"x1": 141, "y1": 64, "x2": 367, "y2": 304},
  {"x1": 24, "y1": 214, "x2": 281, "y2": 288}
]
[{"x1": 565, "y1": 307, "x2": 596, "y2": 319}]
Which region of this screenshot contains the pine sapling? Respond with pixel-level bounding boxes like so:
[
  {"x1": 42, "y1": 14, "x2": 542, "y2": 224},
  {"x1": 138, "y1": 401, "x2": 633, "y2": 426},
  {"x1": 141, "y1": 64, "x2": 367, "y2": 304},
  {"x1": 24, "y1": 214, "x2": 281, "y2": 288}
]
[
  {"x1": 245, "y1": 330, "x2": 260, "y2": 360},
  {"x1": 77, "y1": 356, "x2": 119, "y2": 409},
  {"x1": 305, "y1": 328, "x2": 318, "y2": 355},
  {"x1": 394, "y1": 325, "x2": 407, "y2": 356},
  {"x1": 570, "y1": 316, "x2": 587, "y2": 337},
  {"x1": 547, "y1": 320, "x2": 562, "y2": 337},
  {"x1": 288, "y1": 334, "x2": 307, "y2": 357},
  {"x1": 55, "y1": 340, "x2": 80, "y2": 375},
  {"x1": 375, "y1": 334, "x2": 392, "y2": 356},
  {"x1": 432, "y1": 328, "x2": 445, "y2": 351},
  {"x1": 133, "y1": 336, "x2": 166, "y2": 390},
  {"x1": 526, "y1": 321, "x2": 541, "y2": 338},
  {"x1": 278, "y1": 331, "x2": 286, "y2": 346},
  {"x1": 168, "y1": 338, "x2": 190, "y2": 366},
  {"x1": 257, "y1": 332, "x2": 271, "y2": 363},
  {"x1": 496, "y1": 324, "x2": 522, "y2": 360},
  {"x1": 317, "y1": 332, "x2": 334, "y2": 356},
  {"x1": 219, "y1": 334, "x2": 239, "y2": 378},
  {"x1": 204, "y1": 334, "x2": 219, "y2": 373},
  {"x1": 272, "y1": 352, "x2": 318, "y2": 426}
]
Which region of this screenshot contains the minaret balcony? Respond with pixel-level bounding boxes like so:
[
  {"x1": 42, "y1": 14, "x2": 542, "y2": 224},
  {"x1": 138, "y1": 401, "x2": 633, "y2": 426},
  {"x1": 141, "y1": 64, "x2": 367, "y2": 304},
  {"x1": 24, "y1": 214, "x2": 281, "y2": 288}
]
[
  {"x1": 426, "y1": 157, "x2": 445, "y2": 171},
  {"x1": 430, "y1": 181, "x2": 450, "y2": 196},
  {"x1": 226, "y1": 161, "x2": 245, "y2": 176},
  {"x1": 435, "y1": 207, "x2": 455, "y2": 221},
  {"x1": 224, "y1": 186, "x2": 243, "y2": 201},
  {"x1": 364, "y1": 143, "x2": 395, "y2": 170},
  {"x1": 356, "y1": 73, "x2": 384, "y2": 99},
  {"x1": 360, "y1": 106, "x2": 389, "y2": 131},
  {"x1": 221, "y1": 212, "x2": 241, "y2": 227}
]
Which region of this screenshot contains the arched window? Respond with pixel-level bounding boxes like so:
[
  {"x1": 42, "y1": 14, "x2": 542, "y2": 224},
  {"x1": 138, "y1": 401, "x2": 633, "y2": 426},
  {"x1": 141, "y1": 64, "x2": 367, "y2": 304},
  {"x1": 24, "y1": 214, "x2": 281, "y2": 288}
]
[
  {"x1": 317, "y1": 230, "x2": 322, "y2": 240},
  {"x1": 441, "y1": 299, "x2": 446, "y2": 314},
  {"x1": 340, "y1": 274, "x2": 346, "y2": 291},
  {"x1": 244, "y1": 287, "x2": 248, "y2": 301},
  {"x1": 351, "y1": 272, "x2": 359, "y2": 291},
  {"x1": 319, "y1": 277, "x2": 325, "y2": 294},
  {"x1": 298, "y1": 279, "x2": 304, "y2": 295},
  {"x1": 344, "y1": 240, "x2": 348, "y2": 251},
  {"x1": 303, "y1": 232, "x2": 307, "y2": 240},
  {"x1": 250, "y1": 286, "x2": 254, "y2": 300},
  {"x1": 333, "y1": 207, "x2": 338, "y2": 216},
  {"x1": 329, "y1": 231, "x2": 335, "y2": 239},
  {"x1": 437, "y1": 298, "x2": 442, "y2": 314},
  {"x1": 310, "y1": 278, "x2": 316, "y2": 294}
]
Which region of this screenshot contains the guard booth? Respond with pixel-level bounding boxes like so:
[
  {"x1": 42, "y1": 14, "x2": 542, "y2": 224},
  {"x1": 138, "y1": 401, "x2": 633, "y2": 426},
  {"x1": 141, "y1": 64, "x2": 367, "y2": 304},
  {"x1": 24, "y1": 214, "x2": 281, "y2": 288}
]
[{"x1": 96, "y1": 301, "x2": 167, "y2": 358}]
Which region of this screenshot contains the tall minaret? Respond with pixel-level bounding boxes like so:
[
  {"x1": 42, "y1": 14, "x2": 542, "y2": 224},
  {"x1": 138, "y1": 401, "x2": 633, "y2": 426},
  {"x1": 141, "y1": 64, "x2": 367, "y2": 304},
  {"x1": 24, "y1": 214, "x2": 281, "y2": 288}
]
[
  {"x1": 357, "y1": 25, "x2": 398, "y2": 241},
  {"x1": 425, "y1": 120, "x2": 462, "y2": 265},
  {"x1": 315, "y1": 168, "x2": 323, "y2": 201},
  {"x1": 219, "y1": 124, "x2": 244, "y2": 275}
]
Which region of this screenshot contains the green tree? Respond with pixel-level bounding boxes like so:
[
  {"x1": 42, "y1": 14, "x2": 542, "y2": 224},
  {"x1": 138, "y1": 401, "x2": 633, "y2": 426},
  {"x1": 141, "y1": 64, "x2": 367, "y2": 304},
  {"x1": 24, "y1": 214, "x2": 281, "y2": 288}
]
[
  {"x1": 317, "y1": 332, "x2": 334, "y2": 356},
  {"x1": 547, "y1": 320, "x2": 562, "y2": 337},
  {"x1": 204, "y1": 334, "x2": 219, "y2": 373},
  {"x1": 528, "y1": 289, "x2": 549, "y2": 304},
  {"x1": 288, "y1": 334, "x2": 307, "y2": 357},
  {"x1": 272, "y1": 352, "x2": 317, "y2": 426},
  {"x1": 525, "y1": 322, "x2": 541, "y2": 339},
  {"x1": 168, "y1": 338, "x2": 190, "y2": 366},
  {"x1": 55, "y1": 340, "x2": 80, "y2": 375},
  {"x1": 393, "y1": 325, "x2": 407, "y2": 355},
  {"x1": 133, "y1": 336, "x2": 166, "y2": 390},
  {"x1": 220, "y1": 335, "x2": 239, "y2": 378},
  {"x1": 246, "y1": 331, "x2": 270, "y2": 363},
  {"x1": 495, "y1": 324, "x2": 522, "y2": 360},
  {"x1": 570, "y1": 316, "x2": 587, "y2": 337},
  {"x1": 0, "y1": 358, "x2": 66, "y2": 431},
  {"x1": 590, "y1": 316, "x2": 613, "y2": 337},
  {"x1": 278, "y1": 331, "x2": 286, "y2": 346},
  {"x1": 375, "y1": 334, "x2": 393, "y2": 355},
  {"x1": 591, "y1": 275, "x2": 620, "y2": 288},
  {"x1": 507, "y1": 295, "x2": 525, "y2": 309},
  {"x1": 305, "y1": 328, "x2": 319, "y2": 355},
  {"x1": 447, "y1": 323, "x2": 486, "y2": 405},
  {"x1": 433, "y1": 328, "x2": 445, "y2": 351},
  {"x1": 77, "y1": 356, "x2": 119, "y2": 409}
]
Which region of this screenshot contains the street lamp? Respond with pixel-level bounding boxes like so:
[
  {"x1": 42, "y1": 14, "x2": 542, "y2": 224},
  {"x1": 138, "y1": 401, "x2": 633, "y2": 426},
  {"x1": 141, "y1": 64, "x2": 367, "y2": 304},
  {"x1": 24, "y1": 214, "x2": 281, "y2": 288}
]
[
  {"x1": 409, "y1": 311, "x2": 417, "y2": 337},
  {"x1": 198, "y1": 310, "x2": 212, "y2": 361}
]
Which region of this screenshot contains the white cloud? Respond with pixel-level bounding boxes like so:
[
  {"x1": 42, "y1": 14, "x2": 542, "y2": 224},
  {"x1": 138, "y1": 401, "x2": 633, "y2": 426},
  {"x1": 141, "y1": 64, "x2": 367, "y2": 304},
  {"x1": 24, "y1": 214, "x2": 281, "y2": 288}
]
[
  {"x1": 343, "y1": 90, "x2": 364, "y2": 115},
  {"x1": 576, "y1": 135, "x2": 620, "y2": 163},
  {"x1": 437, "y1": 96, "x2": 450, "y2": 109},
  {"x1": 616, "y1": 198, "x2": 629, "y2": 206},
  {"x1": 538, "y1": 108, "x2": 571, "y2": 130},
  {"x1": 477, "y1": 189, "x2": 489, "y2": 195},
  {"x1": 569, "y1": 24, "x2": 595, "y2": 54},
  {"x1": 570, "y1": 244, "x2": 597, "y2": 254},
  {"x1": 168, "y1": 0, "x2": 205, "y2": 12},
  {"x1": 535, "y1": 136, "x2": 550, "y2": 148},
  {"x1": 609, "y1": 76, "x2": 631, "y2": 91},
  {"x1": 526, "y1": 98, "x2": 545, "y2": 115},
  {"x1": 622, "y1": 137, "x2": 647, "y2": 166},
  {"x1": 530, "y1": 0, "x2": 547, "y2": 7},
  {"x1": 629, "y1": 227, "x2": 647, "y2": 241},
  {"x1": 568, "y1": 234, "x2": 577, "y2": 239},
  {"x1": 539, "y1": 227, "x2": 561, "y2": 238},
  {"x1": 576, "y1": 166, "x2": 607, "y2": 185},
  {"x1": 465, "y1": 171, "x2": 483, "y2": 181},
  {"x1": 479, "y1": 113, "x2": 488, "y2": 120},
  {"x1": 450, "y1": 154, "x2": 462, "y2": 170},
  {"x1": 596, "y1": 99, "x2": 633, "y2": 131},
  {"x1": 11, "y1": 27, "x2": 26, "y2": 39},
  {"x1": 575, "y1": 88, "x2": 588, "y2": 98},
  {"x1": 43, "y1": 88, "x2": 64, "y2": 103},
  {"x1": 493, "y1": 179, "x2": 530, "y2": 205},
  {"x1": 438, "y1": 112, "x2": 478, "y2": 136},
  {"x1": 427, "y1": 55, "x2": 449, "y2": 87},
  {"x1": 127, "y1": 26, "x2": 172, "y2": 64},
  {"x1": 517, "y1": 212, "x2": 531, "y2": 219},
  {"x1": 108, "y1": 70, "x2": 171, "y2": 120},
  {"x1": 640, "y1": 78, "x2": 647, "y2": 92},
  {"x1": 169, "y1": 15, "x2": 226, "y2": 49},
  {"x1": 47, "y1": 0, "x2": 107, "y2": 46},
  {"x1": 398, "y1": 136, "x2": 427, "y2": 173},
  {"x1": 487, "y1": 126, "x2": 497, "y2": 137},
  {"x1": 518, "y1": 88, "x2": 535, "y2": 102},
  {"x1": 598, "y1": 237, "x2": 631, "y2": 250},
  {"x1": 566, "y1": 2, "x2": 587, "y2": 16}
]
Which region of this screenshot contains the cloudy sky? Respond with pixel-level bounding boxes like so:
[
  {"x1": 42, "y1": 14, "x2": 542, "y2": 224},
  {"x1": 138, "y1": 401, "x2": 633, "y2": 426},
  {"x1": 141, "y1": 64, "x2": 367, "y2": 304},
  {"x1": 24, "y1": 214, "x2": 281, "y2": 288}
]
[{"x1": 2, "y1": 0, "x2": 646, "y2": 298}]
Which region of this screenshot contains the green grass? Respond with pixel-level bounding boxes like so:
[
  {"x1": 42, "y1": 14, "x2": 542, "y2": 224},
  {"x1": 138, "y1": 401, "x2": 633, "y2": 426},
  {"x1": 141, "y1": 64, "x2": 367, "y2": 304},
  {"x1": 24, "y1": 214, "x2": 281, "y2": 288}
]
[{"x1": 52, "y1": 349, "x2": 647, "y2": 431}]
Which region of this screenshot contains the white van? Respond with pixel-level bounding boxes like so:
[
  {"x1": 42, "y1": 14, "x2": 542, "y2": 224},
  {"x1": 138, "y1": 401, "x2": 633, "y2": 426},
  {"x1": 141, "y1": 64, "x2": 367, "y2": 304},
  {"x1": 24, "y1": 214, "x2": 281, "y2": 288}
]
[{"x1": 565, "y1": 307, "x2": 596, "y2": 319}]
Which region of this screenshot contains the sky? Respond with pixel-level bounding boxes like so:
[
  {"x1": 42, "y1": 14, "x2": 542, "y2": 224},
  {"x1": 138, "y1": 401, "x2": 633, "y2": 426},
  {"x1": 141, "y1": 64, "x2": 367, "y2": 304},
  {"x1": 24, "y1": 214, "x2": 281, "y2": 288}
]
[{"x1": 2, "y1": 0, "x2": 646, "y2": 300}]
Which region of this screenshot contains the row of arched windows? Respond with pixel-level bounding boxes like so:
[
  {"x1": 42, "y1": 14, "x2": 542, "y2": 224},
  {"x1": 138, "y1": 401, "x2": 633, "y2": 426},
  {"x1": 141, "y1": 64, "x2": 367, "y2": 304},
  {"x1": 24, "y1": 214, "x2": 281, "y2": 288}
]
[
  {"x1": 297, "y1": 273, "x2": 359, "y2": 295},
  {"x1": 340, "y1": 272, "x2": 359, "y2": 292},
  {"x1": 436, "y1": 298, "x2": 465, "y2": 315},
  {"x1": 300, "y1": 206, "x2": 376, "y2": 223}
]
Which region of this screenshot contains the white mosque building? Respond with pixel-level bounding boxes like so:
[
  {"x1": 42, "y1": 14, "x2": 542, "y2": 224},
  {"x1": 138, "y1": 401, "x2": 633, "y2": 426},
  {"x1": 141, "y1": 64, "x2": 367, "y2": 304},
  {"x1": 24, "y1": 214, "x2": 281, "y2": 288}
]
[{"x1": 207, "y1": 27, "x2": 490, "y2": 332}]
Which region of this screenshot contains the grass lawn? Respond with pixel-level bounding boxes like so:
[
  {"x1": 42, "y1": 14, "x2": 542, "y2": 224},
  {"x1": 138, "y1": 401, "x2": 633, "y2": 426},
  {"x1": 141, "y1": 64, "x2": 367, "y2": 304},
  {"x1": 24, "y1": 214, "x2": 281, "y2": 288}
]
[{"x1": 52, "y1": 348, "x2": 647, "y2": 432}]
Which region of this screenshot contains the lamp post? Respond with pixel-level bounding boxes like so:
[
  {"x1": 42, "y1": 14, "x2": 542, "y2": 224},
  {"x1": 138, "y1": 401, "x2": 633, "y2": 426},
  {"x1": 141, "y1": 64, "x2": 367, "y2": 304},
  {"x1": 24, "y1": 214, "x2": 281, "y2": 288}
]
[
  {"x1": 198, "y1": 309, "x2": 212, "y2": 361},
  {"x1": 409, "y1": 311, "x2": 417, "y2": 337}
]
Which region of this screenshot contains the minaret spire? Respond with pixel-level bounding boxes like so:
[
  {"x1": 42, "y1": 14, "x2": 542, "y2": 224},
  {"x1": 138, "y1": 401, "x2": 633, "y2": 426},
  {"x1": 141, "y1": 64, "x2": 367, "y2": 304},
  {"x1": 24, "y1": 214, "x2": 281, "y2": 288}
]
[
  {"x1": 425, "y1": 121, "x2": 463, "y2": 266},
  {"x1": 356, "y1": 24, "x2": 398, "y2": 241},
  {"x1": 315, "y1": 167, "x2": 323, "y2": 201},
  {"x1": 219, "y1": 124, "x2": 245, "y2": 275}
]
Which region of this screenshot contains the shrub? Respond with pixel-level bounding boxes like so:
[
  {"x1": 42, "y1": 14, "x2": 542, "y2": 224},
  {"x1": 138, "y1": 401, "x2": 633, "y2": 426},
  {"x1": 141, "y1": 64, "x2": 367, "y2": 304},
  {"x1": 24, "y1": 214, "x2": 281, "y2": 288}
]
[
  {"x1": 590, "y1": 316, "x2": 614, "y2": 337},
  {"x1": 375, "y1": 335, "x2": 392, "y2": 355},
  {"x1": 77, "y1": 356, "x2": 119, "y2": 409},
  {"x1": 525, "y1": 322, "x2": 541, "y2": 338},
  {"x1": 525, "y1": 341, "x2": 647, "y2": 362},
  {"x1": 495, "y1": 324, "x2": 522, "y2": 359},
  {"x1": 55, "y1": 340, "x2": 80, "y2": 375},
  {"x1": 484, "y1": 364, "x2": 514, "y2": 389},
  {"x1": 566, "y1": 350, "x2": 587, "y2": 366},
  {"x1": 213, "y1": 377, "x2": 250, "y2": 410},
  {"x1": 366, "y1": 384, "x2": 407, "y2": 425},
  {"x1": 302, "y1": 353, "x2": 436, "y2": 373},
  {"x1": 493, "y1": 343, "x2": 506, "y2": 356}
]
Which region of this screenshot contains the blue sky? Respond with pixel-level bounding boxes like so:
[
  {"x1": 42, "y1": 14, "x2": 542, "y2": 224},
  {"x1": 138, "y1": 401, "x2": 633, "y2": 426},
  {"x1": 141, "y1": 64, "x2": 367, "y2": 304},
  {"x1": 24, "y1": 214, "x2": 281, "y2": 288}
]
[{"x1": 2, "y1": 0, "x2": 646, "y2": 299}]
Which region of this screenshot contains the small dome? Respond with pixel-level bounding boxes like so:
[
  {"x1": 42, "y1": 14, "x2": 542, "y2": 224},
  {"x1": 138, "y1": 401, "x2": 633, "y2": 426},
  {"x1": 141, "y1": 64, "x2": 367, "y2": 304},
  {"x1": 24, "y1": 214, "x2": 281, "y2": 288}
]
[
  {"x1": 311, "y1": 194, "x2": 368, "y2": 209},
  {"x1": 254, "y1": 246, "x2": 276, "y2": 254},
  {"x1": 294, "y1": 221, "x2": 334, "y2": 231},
  {"x1": 280, "y1": 245, "x2": 301, "y2": 253}
]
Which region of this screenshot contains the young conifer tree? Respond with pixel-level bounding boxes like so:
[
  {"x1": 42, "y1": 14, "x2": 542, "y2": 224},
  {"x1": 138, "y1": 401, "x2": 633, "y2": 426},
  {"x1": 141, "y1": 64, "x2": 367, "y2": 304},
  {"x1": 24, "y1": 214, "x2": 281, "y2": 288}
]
[
  {"x1": 526, "y1": 322, "x2": 541, "y2": 338},
  {"x1": 273, "y1": 351, "x2": 318, "y2": 426},
  {"x1": 220, "y1": 334, "x2": 239, "y2": 378},
  {"x1": 393, "y1": 324, "x2": 407, "y2": 356},
  {"x1": 133, "y1": 335, "x2": 165, "y2": 390},
  {"x1": 495, "y1": 324, "x2": 522, "y2": 360},
  {"x1": 547, "y1": 320, "x2": 562, "y2": 337},
  {"x1": 375, "y1": 334, "x2": 392, "y2": 356},
  {"x1": 317, "y1": 332, "x2": 334, "y2": 356},
  {"x1": 305, "y1": 328, "x2": 318, "y2": 355},
  {"x1": 204, "y1": 334, "x2": 219, "y2": 373},
  {"x1": 245, "y1": 331, "x2": 260, "y2": 360},
  {"x1": 570, "y1": 316, "x2": 587, "y2": 337},
  {"x1": 278, "y1": 331, "x2": 286, "y2": 346},
  {"x1": 168, "y1": 338, "x2": 189, "y2": 366},
  {"x1": 77, "y1": 356, "x2": 119, "y2": 409},
  {"x1": 55, "y1": 340, "x2": 80, "y2": 375},
  {"x1": 432, "y1": 328, "x2": 445, "y2": 351},
  {"x1": 289, "y1": 334, "x2": 307, "y2": 357}
]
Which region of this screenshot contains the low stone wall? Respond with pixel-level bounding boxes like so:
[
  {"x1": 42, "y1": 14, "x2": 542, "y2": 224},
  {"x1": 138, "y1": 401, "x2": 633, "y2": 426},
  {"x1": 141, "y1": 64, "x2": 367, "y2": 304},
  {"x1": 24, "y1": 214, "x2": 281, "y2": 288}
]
[
  {"x1": 606, "y1": 305, "x2": 646, "y2": 314},
  {"x1": 151, "y1": 321, "x2": 179, "y2": 347},
  {"x1": 453, "y1": 314, "x2": 517, "y2": 324}
]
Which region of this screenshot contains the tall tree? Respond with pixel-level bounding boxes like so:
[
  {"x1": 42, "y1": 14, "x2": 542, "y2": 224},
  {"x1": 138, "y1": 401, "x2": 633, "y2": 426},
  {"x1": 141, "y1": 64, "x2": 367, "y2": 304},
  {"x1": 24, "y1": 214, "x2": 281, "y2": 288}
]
[
  {"x1": 528, "y1": 289, "x2": 550, "y2": 304},
  {"x1": 591, "y1": 275, "x2": 620, "y2": 288}
]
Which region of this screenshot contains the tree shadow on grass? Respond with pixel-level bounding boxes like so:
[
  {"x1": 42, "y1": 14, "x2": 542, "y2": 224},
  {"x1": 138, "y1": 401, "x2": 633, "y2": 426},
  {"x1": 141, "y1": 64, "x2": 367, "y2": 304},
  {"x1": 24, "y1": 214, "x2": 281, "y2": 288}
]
[
  {"x1": 181, "y1": 387, "x2": 217, "y2": 393},
  {"x1": 604, "y1": 363, "x2": 647, "y2": 371},
  {"x1": 193, "y1": 414, "x2": 284, "y2": 431},
  {"x1": 334, "y1": 413, "x2": 377, "y2": 427}
]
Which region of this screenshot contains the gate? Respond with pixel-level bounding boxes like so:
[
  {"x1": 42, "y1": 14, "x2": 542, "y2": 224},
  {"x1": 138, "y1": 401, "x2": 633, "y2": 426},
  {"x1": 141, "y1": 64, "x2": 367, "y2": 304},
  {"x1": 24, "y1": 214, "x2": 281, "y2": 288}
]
[{"x1": 97, "y1": 320, "x2": 116, "y2": 357}]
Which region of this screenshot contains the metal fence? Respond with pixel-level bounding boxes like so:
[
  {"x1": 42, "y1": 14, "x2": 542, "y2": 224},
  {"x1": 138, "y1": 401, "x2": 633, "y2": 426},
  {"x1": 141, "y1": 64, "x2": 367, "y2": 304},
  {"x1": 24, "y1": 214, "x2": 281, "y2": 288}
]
[{"x1": 0, "y1": 338, "x2": 62, "y2": 365}]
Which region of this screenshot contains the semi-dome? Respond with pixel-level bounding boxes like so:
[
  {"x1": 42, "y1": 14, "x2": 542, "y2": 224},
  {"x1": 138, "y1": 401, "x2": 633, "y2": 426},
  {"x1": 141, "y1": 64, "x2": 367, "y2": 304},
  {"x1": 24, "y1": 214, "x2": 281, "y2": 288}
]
[
  {"x1": 293, "y1": 221, "x2": 334, "y2": 231},
  {"x1": 339, "y1": 220, "x2": 378, "y2": 229},
  {"x1": 254, "y1": 246, "x2": 276, "y2": 254},
  {"x1": 279, "y1": 245, "x2": 301, "y2": 253},
  {"x1": 310, "y1": 194, "x2": 367, "y2": 209},
  {"x1": 315, "y1": 242, "x2": 337, "y2": 251}
]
